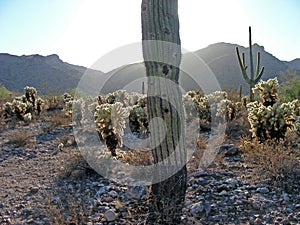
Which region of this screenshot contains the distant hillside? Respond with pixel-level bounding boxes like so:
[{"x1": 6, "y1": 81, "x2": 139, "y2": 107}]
[
  {"x1": 0, "y1": 43, "x2": 299, "y2": 95},
  {"x1": 0, "y1": 53, "x2": 103, "y2": 94},
  {"x1": 92, "y1": 42, "x2": 298, "y2": 94},
  {"x1": 285, "y1": 58, "x2": 300, "y2": 69}
]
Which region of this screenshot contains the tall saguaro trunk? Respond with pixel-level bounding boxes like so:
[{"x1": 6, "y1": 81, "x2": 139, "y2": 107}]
[
  {"x1": 141, "y1": 0, "x2": 187, "y2": 224},
  {"x1": 236, "y1": 26, "x2": 264, "y2": 102}
]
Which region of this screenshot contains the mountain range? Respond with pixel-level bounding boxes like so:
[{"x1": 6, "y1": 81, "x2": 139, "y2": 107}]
[{"x1": 0, "y1": 42, "x2": 299, "y2": 95}]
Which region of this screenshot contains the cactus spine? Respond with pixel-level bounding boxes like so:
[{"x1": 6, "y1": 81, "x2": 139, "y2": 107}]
[{"x1": 236, "y1": 26, "x2": 264, "y2": 102}]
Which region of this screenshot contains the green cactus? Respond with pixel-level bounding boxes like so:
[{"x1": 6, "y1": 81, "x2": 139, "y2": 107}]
[
  {"x1": 239, "y1": 84, "x2": 243, "y2": 101},
  {"x1": 141, "y1": 0, "x2": 186, "y2": 223},
  {"x1": 94, "y1": 102, "x2": 129, "y2": 156},
  {"x1": 247, "y1": 78, "x2": 298, "y2": 141},
  {"x1": 236, "y1": 26, "x2": 264, "y2": 102}
]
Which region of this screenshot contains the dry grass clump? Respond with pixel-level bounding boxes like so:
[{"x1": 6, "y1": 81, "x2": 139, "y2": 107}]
[
  {"x1": 48, "y1": 187, "x2": 94, "y2": 225},
  {"x1": 59, "y1": 150, "x2": 95, "y2": 179},
  {"x1": 187, "y1": 133, "x2": 208, "y2": 171},
  {"x1": 225, "y1": 109, "x2": 250, "y2": 142},
  {"x1": 116, "y1": 149, "x2": 153, "y2": 166},
  {"x1": 239, "y1": 135, "x2": 300, "y2": 192},
  {"x1": 41, "y1": 111, "x2": 71, "y2": 132},
  {"x1": 8, "y1": 130, "x2": 34, "y2": 147}
]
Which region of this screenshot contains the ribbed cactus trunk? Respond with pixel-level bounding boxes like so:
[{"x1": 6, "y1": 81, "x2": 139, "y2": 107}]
[{"x1": 141, "y1": 0, "x2": 187, "y2": 224}]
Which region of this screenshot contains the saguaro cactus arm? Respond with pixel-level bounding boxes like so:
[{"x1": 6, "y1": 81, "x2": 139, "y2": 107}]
[
  {"x1": 255, "y1": 52, "x2": 265, "y2": 83},
  {"x1": 236, "y1": 47, "x2": 250, "y2": 83}
]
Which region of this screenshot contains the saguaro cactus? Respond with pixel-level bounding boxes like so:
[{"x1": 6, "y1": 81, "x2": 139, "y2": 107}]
[
  {"x1": 236, "y1": 26, "x2": 264, "y2": 102},
  {"x1": 141, "y1": 0, "x2": 187, "y2": 224}
]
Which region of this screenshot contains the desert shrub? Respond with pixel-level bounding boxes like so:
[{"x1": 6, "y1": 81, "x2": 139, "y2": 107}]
[
  {"x1": 48, "y1": 185, "x2": 94, "y2": 225},
  {"x1": 239, "y1": 137, "x2": 300, "y2": 192},
  {"x1": 279, "y1": 69, "x2": 300, "y2": 102},
  {"x1": 8, "y1": 130, "x2": 33, "y2": 147},
  {"x1": 0, "y1": 84, "x2": 12, "y2": 100},
  {"x1": 225, "y1": 108, "x2": 250, "y2": 141},
  {"x1": 49, "y1": 111, "x2": 71, "y2": 130}
]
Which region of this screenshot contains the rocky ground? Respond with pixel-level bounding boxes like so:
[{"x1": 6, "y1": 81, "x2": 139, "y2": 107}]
[{"x1": 0, "y1": 115, "x2": 300, "y2": 225}]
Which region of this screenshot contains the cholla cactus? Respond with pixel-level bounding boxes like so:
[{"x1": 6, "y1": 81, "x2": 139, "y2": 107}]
[
  {"x1": 3, "y1": 102, "x2": 13, "y2": 118},
  {"x1": 127, "y1": 92, "x2": 145, "y2": 106},
  {"x1": 215, "y1": 99, "x2": 235, "y2": 122},
  {"x1": 294, "y1": 116, "x2": 300, "y2": 135},
  {"x1": 205, "y1": 91, "x2": 228, "y2": 104},
  {"x1": 63, "y1": 93, "x2": 73, "y2": 103},
  {"x1": 252, "y1": 78, "x2": 279, "y2": 107},
  {"x1": 183, "y1": 90, "x2": 234, "y2": 126},
  {"x1": 198, "y1": 91, "x2": 233, "y2": 123},
  {"x1": 105, "y1": 90, "x2": 128, "y2": 105},
  {"x1": 247, "y1": 78, "x2": 299, "y2": 141},
  {"x1": 128, "y1": 93, "x2": 148, "y2": 134},
  {"x1": 24, "y1": 86, "x2": 37, "y2": 107},
  {"x1": 2, "y1": 86, "x2": 43, "y2": 122},
  {"x1": 95, "y1": 102, "x2": 129, "y2": 156},
  {"x1": 36, "y1": 97, "x2": 44, "y2": 115},
  {"x1": 63, "y1": 98, "x2": 84, "y2": 126},
  {"x1": 24, "y1": 113, "x2": 32, "y2": 122},
  {"x1": 182, "y1": 94, "x2": 199, "y2": 121},
  {"x1": 11, "y1": 99, "x2": 27, "y2": 120},
  {"x1": 247, "y1": 99, "x2": 297, "y2": 141},
  {"x1": 129, "y1": 105, "x2": 148, "y2": 134},
  {"x1": 137, "y1": 96, "x2": 147, "y2": 108},
  {"x1": 72, "y1": 99, "x2": 84, "y2": 126}
]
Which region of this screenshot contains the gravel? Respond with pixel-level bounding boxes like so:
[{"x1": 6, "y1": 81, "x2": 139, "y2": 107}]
[{"x1": 0, "y1": 119, "x2": 299, "y2": 224}]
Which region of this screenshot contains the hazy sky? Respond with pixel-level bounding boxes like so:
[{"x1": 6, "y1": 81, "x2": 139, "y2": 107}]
[{"x1": 1, "y1": 0, "x2": 299, "y2": 67}]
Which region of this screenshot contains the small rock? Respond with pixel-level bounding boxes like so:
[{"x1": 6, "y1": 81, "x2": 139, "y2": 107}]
[
  {"x1": 185, "y1": 200, "x2": 192, "y2": 207},
  {"x1": 263, "y1": 214, "x2": 272, "y2": 222},
  {"x1": 104, "y1": 209, "x2": 117, "y2": 222},
  {"x1": 30, "y1": 186, "x2": 39, "y2": 194},
  {"x1": 126, "y1": 185, "x2": 148, "y2": 199},
  {"x1": 96, "y1": 186, "x2": 109, "y2": 196},
  {"x1": 105, "y1": 196, "x2": 114, "y2": 203},
  {"x1": 190, "y1": 202, "x2": 211, "y2": 217},
  {"x1": 281, "y1": 193, "x2": 290, "y2": 201},
  {"x1": 225, "y1": 147, "x2": 238, "y2": 156},
  {"x1": 219, "y1": 190, "x2": 228, "y2": 196},
  {"x1": 252, "y1": 202, "x2": 261, "y2": 210},
  {"x1": 281, "y1": 219, "x2": 291, "y2": 225},
  {"x1": 108, "y1": 190, "x2": 118, "y2": 198},
  {"x1": 257, "y1": 187, "x2": 269, "y2": 194},
  {"x1": 217, "y1": 144, "x2": 234, "y2": 153}
]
